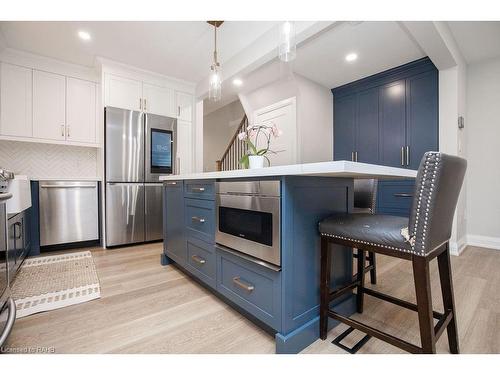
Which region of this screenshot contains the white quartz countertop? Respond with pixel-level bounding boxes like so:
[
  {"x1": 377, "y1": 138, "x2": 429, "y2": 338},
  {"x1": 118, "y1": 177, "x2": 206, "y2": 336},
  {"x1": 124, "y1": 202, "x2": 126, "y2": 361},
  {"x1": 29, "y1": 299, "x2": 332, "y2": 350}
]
[{"x1": 159, "y1": 161, "x2": 417, "y2": 181}]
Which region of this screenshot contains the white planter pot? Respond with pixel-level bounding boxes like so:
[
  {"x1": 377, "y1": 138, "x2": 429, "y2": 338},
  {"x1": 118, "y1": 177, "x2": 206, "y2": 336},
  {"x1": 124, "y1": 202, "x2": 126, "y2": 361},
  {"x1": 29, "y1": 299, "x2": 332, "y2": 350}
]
[{"x1": 248, "y1": 155, "x2": 265, "y2": 169}]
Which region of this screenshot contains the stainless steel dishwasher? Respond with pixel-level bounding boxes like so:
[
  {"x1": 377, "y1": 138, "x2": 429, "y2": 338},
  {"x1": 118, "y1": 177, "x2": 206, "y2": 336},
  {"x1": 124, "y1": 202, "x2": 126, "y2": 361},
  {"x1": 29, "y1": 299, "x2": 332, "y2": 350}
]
[{"x1": 39, "y1": 180, "x2": 99, "y2": 246}]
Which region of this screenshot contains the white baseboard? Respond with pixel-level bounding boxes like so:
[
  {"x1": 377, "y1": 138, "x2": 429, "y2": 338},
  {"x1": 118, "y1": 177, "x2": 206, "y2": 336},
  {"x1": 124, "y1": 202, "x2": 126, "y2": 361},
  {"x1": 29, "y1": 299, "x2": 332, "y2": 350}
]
[
  {"x1": 466, "y1": 235, "x2": 500, "y2": 251},
  {"x1": 449, "y1": 237, "x2": 468, "y2": 256}
]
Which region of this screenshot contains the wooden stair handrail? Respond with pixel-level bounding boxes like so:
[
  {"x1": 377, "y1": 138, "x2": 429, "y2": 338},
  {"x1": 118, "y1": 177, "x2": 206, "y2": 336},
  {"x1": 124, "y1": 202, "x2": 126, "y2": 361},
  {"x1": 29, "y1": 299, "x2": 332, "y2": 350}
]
[{"x1": 216, "y1": 115, "x2": 248, "y2": 171}]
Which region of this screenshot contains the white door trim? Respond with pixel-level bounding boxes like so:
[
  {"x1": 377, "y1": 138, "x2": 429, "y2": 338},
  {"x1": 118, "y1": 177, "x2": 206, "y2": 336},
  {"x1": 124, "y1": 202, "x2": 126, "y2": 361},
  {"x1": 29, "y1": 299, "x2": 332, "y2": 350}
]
[{"x1": 253, "y1": 96, "x2": 297, "y2": 164}]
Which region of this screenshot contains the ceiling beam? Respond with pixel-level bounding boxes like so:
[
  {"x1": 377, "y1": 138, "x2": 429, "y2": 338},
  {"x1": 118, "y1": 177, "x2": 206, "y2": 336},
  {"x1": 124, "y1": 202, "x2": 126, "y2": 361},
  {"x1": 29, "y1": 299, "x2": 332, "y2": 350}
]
[
  {"x1": 195, "y1": 21, "x2": 339, "y2": 99},
  {"x1": 401, "y1": 21, "x2": 465, "y2": 70}
]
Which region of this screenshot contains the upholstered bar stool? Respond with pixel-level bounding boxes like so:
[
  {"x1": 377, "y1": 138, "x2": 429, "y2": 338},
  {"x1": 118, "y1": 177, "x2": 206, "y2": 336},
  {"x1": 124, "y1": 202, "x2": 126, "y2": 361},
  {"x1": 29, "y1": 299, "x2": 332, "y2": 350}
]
[
  {"x1": 352, "y1": 179, "x2": 378, "y2": 284},
  {"x1": 319, "y1": 152, "x2": 467, "y2": 354}
]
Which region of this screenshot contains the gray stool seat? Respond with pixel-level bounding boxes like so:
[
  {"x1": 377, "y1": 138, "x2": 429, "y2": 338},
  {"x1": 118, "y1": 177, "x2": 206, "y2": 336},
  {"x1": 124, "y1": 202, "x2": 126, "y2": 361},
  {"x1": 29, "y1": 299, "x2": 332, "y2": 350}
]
[{"x1": 319, "y1": 213, "x2": 411, "y2": 253}]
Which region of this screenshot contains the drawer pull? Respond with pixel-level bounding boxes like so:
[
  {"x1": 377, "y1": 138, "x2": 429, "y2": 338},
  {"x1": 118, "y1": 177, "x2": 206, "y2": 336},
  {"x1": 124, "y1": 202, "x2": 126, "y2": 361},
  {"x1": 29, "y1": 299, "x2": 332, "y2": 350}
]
[
  {"x1": 165, "y1": 181, "x2": 177, "y2": 186},
  {"x1": 393, "y1": 193, "x2": 413, "y2": 198},
  {"x1": 191, "y1": 255, "x2": 206, "y2": 265},
  {"x1": 232, "y1": 277, "x2": 254, "y2": 292},
  {"x1": 192, "y1": 187, "x2": 206, "y2": 192},
  {"x1": 191, "y1": 216, "x2": 206, "y2": 223}
]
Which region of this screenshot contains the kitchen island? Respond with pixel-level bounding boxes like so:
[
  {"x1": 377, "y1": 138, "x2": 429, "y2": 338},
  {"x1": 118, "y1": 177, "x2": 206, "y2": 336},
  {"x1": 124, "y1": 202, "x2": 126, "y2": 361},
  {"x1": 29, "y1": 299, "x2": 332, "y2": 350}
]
[{"x1": 159, "y1": 161, "x2": 416, "y2": 353}]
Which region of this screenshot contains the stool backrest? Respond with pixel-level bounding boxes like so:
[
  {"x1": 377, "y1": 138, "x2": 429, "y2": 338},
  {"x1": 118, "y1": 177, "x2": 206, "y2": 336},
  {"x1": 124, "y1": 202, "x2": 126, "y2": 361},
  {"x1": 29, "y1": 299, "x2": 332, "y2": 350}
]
[
  {"x1": 354, "y1": 179, "x2": 378, "y2": 213},
  {"x1": 409, "y1": 152, "x2": 467, "y2": 256}
]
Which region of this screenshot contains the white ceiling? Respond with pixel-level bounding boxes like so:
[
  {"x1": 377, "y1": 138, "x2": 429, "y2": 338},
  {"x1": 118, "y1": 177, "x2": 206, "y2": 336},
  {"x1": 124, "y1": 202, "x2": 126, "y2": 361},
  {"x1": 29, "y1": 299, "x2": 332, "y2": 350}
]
[
  {"x1": 448, "y1": 21, "x2": 500, "y2": 64},
  {"x1": 292, "y1": 21, "x2": 425, "y2": 89},
  {"x1": 0, "y1": 21, "x2": 279, "y2": 83}
]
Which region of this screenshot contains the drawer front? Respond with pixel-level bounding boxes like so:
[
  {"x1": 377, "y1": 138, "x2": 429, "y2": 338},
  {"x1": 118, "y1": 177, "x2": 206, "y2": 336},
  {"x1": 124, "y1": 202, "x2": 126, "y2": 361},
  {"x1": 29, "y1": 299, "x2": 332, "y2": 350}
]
[
  {"x1": 376, "y1": 180, "x2": 414, "y2": 217},
  {"x1": 185, "y1": 237, "x2": 216, "y2": 288},
  {"x1": 184, "y1": 180, "x2": 215, "y2": 201},
  {"x1": 216, "y1": 247, "x2": 281, "y2": 330},
  {"x1": 185, "y1": 198, "x2": 215, "y2": 243}
]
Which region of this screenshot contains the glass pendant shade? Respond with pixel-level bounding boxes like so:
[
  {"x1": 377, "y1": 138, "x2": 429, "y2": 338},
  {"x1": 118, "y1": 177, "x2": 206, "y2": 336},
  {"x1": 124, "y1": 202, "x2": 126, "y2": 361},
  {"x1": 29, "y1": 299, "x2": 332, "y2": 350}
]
[
  {"x1": 208, "y1": 66, "x2": 222, "y2": 102},
  {"x1": 278, "y1": 21, "x2": 296, "y2": 62}
]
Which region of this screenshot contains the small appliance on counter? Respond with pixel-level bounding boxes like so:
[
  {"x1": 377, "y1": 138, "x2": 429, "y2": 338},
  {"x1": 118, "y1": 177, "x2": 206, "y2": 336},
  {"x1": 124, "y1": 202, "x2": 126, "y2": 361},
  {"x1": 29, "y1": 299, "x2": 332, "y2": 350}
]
[
  {"x1": 0, "y1": 168, "x2": 16, "y2": 347},
  {"x1": 105, "y1": 106, "x2": 176, "y2": 247}
]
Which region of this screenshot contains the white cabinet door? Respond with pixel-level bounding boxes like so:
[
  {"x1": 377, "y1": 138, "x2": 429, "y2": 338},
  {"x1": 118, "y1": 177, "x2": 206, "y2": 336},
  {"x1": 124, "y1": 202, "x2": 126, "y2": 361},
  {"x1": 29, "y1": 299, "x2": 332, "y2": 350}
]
[
  {"x1": 33, "y1": 70, "x2": 66, "y2": 141},
  {"x1": 66, "y1": 77, "x2": 96, "y2": 143},
  {"x1": 0, "y1": 63, "x2": 33, "y2": 137},
  {"x1": 143, "y1": 83, "x2": 175, "y2": 117},
  {"x1": 104, "y1": 73, "x2": 142, "y2": 111},
  {"x1": 176, "y1": 120, "x2": 192, "y2": 174},
  {"x1": 176, "y1": 91, "x2": 193, "y2": 121}
]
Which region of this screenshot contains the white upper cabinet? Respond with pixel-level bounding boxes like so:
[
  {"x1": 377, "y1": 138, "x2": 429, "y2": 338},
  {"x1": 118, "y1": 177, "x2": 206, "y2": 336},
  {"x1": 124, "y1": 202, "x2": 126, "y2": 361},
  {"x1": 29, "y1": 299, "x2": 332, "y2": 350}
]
[
  {"x1": 143, "y1": 83, "x2": 175, "y2": 117},
  {"x1": 33, "y1": 70, "x2": 66, "y2": 141},
  {"x1": 0, "y1": 63, "x2": 33, "y2": 138},
  {"x1": 104, "y1": 73, "x2": 142, "y2": 111},
  {"x1": 66, "y1": 77, "x2": 96, "y2": 143},
  {"x1": 176, "y1": 91, "x2": 193, "y2": 121}
]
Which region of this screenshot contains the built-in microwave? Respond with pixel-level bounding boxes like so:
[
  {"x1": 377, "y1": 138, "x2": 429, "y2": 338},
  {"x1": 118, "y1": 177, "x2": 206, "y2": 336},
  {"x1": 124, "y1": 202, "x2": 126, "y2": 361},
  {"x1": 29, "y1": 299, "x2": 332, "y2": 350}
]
[{"x1": 216, "y1": 181, "x2": 281, "y2": 267}]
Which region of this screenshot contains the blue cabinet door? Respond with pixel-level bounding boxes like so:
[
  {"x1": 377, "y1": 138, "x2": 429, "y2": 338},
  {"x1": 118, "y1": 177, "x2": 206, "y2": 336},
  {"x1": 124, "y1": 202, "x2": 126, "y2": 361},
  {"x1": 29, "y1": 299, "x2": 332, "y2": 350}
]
[
  {"x1": 406, "y1": 70, "x2": 439, "y2": 170},
  {"x1": 163, "y1": 181, "x2": 186, "y2": 265},
  {"x1": 333, "y1": 94, "x2": 356, "y2": 161},
  {"x1": 379, "y1": 80, "x2": 406, "y2": 168},
  {"x1": 356, "y1": 87, "x2": 380, "y2": 163}
]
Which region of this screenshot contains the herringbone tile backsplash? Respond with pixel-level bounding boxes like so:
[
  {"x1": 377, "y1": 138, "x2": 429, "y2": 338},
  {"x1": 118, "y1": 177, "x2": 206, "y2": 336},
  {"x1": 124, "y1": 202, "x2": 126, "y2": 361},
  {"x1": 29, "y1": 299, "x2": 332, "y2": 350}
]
[{"x1": 0, "y1": 141, "x2": 99, "y2": 179}]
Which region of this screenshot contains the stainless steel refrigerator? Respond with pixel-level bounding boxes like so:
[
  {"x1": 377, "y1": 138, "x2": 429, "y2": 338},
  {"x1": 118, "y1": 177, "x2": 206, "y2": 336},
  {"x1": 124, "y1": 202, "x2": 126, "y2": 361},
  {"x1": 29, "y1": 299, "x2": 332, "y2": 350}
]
[{"x1": 105, "y1": 107, "x2": 176, "y2": 247}]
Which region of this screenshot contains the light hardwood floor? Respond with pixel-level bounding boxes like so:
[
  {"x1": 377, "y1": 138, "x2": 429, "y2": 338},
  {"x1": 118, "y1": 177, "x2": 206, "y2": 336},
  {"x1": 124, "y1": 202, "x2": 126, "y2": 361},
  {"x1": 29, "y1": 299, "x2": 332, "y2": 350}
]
[{"x1": 5, "y1": 243, "x2": 500, "y2": 354}]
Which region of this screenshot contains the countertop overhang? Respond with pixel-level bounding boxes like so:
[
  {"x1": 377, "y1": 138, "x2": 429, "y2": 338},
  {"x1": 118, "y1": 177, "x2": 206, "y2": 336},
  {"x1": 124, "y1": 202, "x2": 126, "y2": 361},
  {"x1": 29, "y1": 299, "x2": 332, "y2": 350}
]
[{"x1": 159, "y1": 161, "x2": 417, "y2": 181}]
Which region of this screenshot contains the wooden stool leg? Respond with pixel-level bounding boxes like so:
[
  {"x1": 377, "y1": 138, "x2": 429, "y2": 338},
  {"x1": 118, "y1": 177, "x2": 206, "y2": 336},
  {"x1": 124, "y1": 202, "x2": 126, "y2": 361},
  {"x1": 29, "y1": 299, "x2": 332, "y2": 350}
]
[
  {"x1": 412, "y1": 256, "x2": 436, "y2": 353},
  {"x1": 357, "y1": 249, "x2": 366, "y2": 313},
  {"x1": 368, "y1": 251, "x2": 377, "y2": 285},
  {"x1": 437, "y1": 243, "x2": 460, "y2": 354},
  {"x1": 320, "y1": 236, "x2": 331, "y2": 340}
]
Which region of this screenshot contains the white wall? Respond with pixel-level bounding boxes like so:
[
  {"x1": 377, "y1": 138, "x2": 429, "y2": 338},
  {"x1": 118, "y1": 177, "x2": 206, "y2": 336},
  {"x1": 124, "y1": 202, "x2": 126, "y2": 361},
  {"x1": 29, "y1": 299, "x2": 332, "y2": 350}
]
[
  {"x1": 465, "y1": 57, "x2": 500, "y2": 249},
  {"x1": 0, "y1": 140, "x2": 99, "y2": 179},
  {"x1": 203, "y1": 100, "x2": 245, "y2": 172},
  {"x1": 238, "y1": 72, "x2": 333, "y2": 164}
]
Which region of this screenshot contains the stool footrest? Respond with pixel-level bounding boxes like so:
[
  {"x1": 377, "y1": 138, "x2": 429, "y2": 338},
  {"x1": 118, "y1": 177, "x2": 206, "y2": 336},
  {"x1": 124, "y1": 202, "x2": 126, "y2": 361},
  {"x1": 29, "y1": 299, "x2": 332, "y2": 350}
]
[{"x1": 331, "y1": 326, "x2": 371, "y2": 354}]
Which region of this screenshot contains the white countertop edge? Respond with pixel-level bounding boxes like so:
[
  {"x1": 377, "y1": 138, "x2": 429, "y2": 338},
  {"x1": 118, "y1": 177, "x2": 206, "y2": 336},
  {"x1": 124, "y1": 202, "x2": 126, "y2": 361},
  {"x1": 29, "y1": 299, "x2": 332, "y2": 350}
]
[{"x1": 159, "y1": 161, "x2": 417, "y2": 181}]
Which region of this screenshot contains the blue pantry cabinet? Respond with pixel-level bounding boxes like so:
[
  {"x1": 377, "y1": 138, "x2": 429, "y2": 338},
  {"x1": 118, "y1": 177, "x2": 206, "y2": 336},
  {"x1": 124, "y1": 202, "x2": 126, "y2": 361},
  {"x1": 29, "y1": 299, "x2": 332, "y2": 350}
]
[{"x1": 332, "y1": 57, "x2": 438, "y2": 216}]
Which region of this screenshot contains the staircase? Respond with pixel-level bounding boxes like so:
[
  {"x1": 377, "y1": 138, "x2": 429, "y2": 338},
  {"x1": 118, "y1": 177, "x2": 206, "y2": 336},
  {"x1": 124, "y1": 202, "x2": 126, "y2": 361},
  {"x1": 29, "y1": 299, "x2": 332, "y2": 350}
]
[{"x1": 216, "y1": 115, "x2": 248, "y2": 171}]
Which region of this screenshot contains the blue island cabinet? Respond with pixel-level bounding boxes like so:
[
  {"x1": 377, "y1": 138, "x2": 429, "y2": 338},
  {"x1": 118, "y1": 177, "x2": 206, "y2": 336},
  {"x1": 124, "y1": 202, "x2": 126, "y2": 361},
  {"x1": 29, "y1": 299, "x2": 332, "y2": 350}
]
[{"x1": 162, "y1": 177, "x2": 356, "y2": 354}]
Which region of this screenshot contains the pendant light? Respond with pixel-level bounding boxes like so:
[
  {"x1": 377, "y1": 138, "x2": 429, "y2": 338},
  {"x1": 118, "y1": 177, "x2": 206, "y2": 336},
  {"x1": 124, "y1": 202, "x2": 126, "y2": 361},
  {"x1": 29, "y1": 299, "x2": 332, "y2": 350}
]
[
  {"x1": 278, "y1": 21, "x2": 296, "y2": 62},
  {"x1": 207, "y1": 21, "x2": 223, "y2": 102}
]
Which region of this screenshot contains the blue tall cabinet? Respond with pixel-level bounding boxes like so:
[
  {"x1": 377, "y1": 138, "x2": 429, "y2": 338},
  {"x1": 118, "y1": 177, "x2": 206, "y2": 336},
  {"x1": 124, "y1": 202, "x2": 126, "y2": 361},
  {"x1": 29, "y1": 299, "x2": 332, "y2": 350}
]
[{"x1": 332, "y1": 57, "x2": 439, "y2": 216}]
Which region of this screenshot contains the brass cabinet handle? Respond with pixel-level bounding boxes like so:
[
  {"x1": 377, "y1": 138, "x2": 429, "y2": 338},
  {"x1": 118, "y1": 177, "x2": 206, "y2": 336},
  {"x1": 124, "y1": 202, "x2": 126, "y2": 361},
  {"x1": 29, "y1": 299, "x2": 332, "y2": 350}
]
[
  {"x1": 232, "y1": 277, "x2": 254, "y2": 292},
  {"x1": 393, "y1": 193, "x2": 413, "y2": 198},
  {"x1": 144, "y1": 98, "x2": 147, "y2": 111},
  {"x1": 191, "y1": 216, "x2": 205, "y2": 223},
  {"x1": 401, "y1": 146, "x2": 405, "y2": 166},
  {"x1": 192, "y1": 187, "x2": 205, "y2": 192},
  {"x1": 406, "y1": 146, "x2": 410, "y2": 166},
  {"x1": 191, "y1": 255, "x2": 206, "y2": 265},
  {"x1": 139, "y1": 98, "x2": 142, "y2": 110}
]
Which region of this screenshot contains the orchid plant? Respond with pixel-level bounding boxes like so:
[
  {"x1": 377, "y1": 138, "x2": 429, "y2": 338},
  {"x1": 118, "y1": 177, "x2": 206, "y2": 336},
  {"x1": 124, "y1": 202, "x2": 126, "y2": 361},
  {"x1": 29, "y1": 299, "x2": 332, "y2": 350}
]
[{"x1": 237, "y1": 121, "x2": 283, "y2": 168}]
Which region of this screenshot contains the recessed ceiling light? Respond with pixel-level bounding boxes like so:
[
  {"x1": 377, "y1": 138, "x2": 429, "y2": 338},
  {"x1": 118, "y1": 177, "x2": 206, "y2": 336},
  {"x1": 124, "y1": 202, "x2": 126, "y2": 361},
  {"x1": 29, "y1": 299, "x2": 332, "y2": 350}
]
[
  {"x1": 78, "y1": 31, "x2": 91, "y2": 41},
  {"x1": 345, "y1": 53, "x2": 358, "y2": 62},
  {"x1": 232, "y1": 78, "x2": 243, "y2": 86}
]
